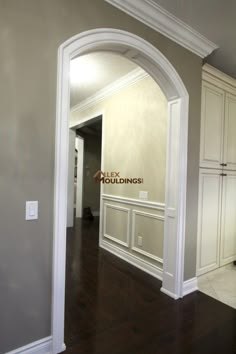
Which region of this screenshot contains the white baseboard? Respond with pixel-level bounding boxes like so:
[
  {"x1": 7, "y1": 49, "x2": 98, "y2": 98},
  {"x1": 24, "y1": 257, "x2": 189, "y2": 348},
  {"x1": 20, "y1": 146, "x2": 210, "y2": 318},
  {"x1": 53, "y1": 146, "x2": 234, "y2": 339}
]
[
  {"x1": 101, "y1": 239, "x2": 163, "y2": 281},
  {"x1": 160, "y1": 287, "x2": 179, "y2": 300},
  {"x1": 6, "y1": 336, "x2": 52, "y2": 354},
  {"x1": 183, "y1": 277, "x2": 198, "y2": 296},
  {"x1": 60, "y1": 343, "x2": 66, "y2": 353}
]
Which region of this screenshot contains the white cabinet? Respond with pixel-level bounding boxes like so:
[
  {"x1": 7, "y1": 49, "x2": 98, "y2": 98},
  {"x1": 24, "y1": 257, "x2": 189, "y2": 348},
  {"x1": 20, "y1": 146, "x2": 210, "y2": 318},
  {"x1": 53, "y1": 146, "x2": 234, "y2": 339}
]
[
  {"x1": 197, "y1": 65, "x2": 236, "y2": 275},
  {"x1": 223, "y1": 93, "x2": 236, "y2": 170},
  {"x1": 200, "y1": 82, "x2": 225, "y2": 169},
  {"x1": 220, "y1": 171, "x2": 236, "y2": 266},
  {"x1": 200, "y1": 75, "x2": 236, "y2": 171},
  {"x1": 197, "y1": 169, "x2": 222, "y2": 275},
  {"x1": 197, "y1": 169, "x2": 236, "y2": 275}
]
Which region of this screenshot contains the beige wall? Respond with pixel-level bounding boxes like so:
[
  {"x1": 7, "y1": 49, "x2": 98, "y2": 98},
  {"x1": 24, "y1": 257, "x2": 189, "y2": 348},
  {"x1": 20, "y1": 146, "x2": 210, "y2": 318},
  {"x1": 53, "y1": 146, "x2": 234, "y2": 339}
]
[
  {"x1": 0, "y1": 0, "x2": 201, "y2": 352},
  {"x1": 71, "y1": 75, "x2": 168, "y2": 203}
]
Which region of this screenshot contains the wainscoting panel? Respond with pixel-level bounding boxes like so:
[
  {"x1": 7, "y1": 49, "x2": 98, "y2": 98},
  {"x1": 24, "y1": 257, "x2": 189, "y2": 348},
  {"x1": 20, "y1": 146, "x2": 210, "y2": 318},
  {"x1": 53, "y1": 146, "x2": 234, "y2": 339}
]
[
  {"x1": 101, "y1": 195, "x2": 165, "y2": 278},
  {"x1": 131, "y1": 210, "x2": 164, "y2": 263},
  {"x1": 104, "y1": 203, "x2": 130, "y2": 247}
]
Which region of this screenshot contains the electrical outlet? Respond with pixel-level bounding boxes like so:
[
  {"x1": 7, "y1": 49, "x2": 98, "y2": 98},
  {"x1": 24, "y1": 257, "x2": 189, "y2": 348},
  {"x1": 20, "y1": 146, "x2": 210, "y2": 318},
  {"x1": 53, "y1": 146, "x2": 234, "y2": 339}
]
[
  {"x1": 138, "y1": 235, "x2": 143, "y2": 247},
  {"x1": 139, "y1": 191, "x2": 148, "y2": 200}
]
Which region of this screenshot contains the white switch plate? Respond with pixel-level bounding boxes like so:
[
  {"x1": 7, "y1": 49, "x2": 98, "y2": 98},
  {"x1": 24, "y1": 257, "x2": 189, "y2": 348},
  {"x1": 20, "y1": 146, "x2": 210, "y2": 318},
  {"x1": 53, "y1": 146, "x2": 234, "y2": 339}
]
[
  {"x1": 139, "y1": 191, "x2": 148, "y2": 200},
  {"x1": 25, "y1": 201, "x2": 38, "y2": 220}
]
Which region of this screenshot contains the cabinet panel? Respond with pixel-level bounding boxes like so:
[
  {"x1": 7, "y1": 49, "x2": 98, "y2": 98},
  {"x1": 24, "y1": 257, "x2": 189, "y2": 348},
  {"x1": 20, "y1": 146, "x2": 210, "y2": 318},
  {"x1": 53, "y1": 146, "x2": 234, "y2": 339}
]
[
  {"x1": 197, "y1": 169, "x2": 222, "y2": 275},
  {"x1": 200, "y1": 82, "x2": 225, "y2": 169},
  {"x1": 220, "y1": 172, "x2": 236, "y2": 265},
  {"x1": 223, "y1": 93, "x2": 236, "y2": 170}
]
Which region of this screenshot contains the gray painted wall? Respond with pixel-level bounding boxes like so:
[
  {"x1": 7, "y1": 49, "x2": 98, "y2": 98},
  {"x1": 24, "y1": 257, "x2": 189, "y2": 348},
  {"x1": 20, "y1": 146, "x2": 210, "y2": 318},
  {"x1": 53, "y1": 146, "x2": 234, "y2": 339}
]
[{"x1": 0, "y1": 0, "x2": 202, "y2": 352}]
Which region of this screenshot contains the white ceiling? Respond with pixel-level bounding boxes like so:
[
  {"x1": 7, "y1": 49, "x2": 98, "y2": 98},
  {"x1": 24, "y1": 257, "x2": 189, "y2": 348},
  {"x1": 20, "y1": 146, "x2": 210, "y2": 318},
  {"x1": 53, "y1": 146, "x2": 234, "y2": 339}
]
[
  {"x1": 70, "y1": 52, "x2": 138, "y2": 107},
  {"x1": 152, "y1": 0, "x2": 236, "y2": 78}
]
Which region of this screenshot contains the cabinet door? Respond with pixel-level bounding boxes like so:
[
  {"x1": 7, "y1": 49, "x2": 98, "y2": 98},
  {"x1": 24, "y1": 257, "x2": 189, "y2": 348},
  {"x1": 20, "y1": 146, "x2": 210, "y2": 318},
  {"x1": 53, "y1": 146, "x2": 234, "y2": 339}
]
[
  {"x1": 223, "y1": 93, "x2": 236, "y2": 170},
  {"x1": 197, "y1": 169, "x2": 222, "y2": 275},
  {"x1": 220, "y1": 171, "x2": 236, "y2": 266},
  {"x1": 200, "y1": 82, "x2": 225, "y2": 169}
]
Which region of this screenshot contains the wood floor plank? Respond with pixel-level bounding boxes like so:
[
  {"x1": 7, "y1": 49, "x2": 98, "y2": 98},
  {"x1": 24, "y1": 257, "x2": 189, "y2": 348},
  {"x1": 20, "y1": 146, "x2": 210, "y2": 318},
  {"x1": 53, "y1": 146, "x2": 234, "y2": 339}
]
[{"x1": 65, "y1": 218, "x2": 236, "y2": 354}]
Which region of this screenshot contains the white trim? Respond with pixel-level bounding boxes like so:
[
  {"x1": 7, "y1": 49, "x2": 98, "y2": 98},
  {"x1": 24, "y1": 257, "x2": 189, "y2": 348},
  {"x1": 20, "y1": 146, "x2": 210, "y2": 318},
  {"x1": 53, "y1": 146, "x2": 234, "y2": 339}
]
[
  {"x1": 131, "y1": 209, "x2": 164, "y2": 264},
  {"x1": 71, "y1": 67, "x2": 148, "y2": 113},
  {"x1": 53, "y1": 28, "x2": 189, "y2": 353},
  {"x1": 103, "y1": 203, "x2": 131, "y2": 247},
  {"x1": 105, "y1": 0, "x2": 218, "y2": 58},
  {"x1": 5, "y1": 337, "x2": 53, "y2": 354},
  {"x1": 102, "y1": 193, "x2": 165, "y2": 210},
  {"x1": 101, "y1": 239, "x2": 163, "y2": 281},
  {"x1": 182, "y1": 277, "x2": 198, "y2": 296},
  {"x1": 160, "y1": 287, "x2": 179, "y2": 300},
  {"x1": 75, "y1": 135, "x2": 84, "y2": 218},
  {"x1": 203, "y1": 64, "x2": 236, "y2": 89}
]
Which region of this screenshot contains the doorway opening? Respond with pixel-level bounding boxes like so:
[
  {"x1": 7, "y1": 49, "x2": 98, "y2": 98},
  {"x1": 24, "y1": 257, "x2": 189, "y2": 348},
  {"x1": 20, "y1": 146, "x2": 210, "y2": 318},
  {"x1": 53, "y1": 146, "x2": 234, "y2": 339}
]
[{"x1": 52, "y1": 29, "x2": 189, "y2": 354}]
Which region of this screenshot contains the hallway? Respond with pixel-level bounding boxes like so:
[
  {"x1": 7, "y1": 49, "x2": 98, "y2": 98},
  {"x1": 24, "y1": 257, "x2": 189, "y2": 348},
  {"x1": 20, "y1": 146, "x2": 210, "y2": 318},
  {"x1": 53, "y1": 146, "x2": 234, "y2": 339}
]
[{"x1": 64, "y1": 218, "x2": 236, "y2": 354}]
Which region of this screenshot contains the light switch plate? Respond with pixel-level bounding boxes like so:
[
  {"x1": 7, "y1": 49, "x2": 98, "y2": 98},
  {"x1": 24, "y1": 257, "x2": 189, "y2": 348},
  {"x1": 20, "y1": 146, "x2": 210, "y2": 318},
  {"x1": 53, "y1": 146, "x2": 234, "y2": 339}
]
[
  {"x1": 25, "y1": 201, "x2": 38, "y2": 220},
  {"x1": 139, "y1": 191, "x2": 148, "y2": 200}
]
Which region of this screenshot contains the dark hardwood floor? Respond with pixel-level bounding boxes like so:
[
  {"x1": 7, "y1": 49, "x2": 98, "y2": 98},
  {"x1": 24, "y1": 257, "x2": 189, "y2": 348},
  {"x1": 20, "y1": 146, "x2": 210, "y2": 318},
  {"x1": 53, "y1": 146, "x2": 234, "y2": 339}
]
[{"x1": 65, "y1": 217, "x2": 236, "y2": 354}]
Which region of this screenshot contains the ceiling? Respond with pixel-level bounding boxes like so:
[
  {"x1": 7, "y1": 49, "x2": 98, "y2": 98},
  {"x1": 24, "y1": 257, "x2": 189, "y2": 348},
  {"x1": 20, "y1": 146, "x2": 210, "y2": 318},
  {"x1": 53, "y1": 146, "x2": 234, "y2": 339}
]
[
  {"x1": 152, "y1": 0, "x2": 236, "y2": 78},
  {"x1": 70, "y1": 52, "x2": 138, "y2": 107}
]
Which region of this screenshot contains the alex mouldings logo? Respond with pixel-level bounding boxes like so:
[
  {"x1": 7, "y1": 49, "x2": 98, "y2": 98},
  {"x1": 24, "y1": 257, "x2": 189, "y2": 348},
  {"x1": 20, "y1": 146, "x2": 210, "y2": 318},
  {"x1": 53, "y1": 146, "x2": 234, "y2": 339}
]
[{"x1": 93, "y1": 170, "x2": 144, "y2": 184}]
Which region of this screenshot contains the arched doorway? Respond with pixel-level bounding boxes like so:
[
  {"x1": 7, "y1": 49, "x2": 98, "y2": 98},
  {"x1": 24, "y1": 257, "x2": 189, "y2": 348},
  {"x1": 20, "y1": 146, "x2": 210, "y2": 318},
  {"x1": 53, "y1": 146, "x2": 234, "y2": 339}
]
[{"x1": 52, "y1": 28, "x2": 189, "y2": 354}]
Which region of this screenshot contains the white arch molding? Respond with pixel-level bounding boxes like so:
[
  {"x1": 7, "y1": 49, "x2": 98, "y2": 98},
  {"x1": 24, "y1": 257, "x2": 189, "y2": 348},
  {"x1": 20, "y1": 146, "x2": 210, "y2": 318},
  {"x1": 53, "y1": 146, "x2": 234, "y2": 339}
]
[{"x1": 52, "y1": 28, "x2": 189, "y2": 353}]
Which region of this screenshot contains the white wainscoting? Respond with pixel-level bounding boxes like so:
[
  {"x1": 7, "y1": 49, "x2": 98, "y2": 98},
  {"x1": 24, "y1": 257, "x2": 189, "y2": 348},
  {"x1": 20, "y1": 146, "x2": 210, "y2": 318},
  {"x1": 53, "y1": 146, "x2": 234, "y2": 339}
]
[
  {"x1": 100, "y1": 194, "x2": 165, "y2": 280},
  {"x1": 131, "y1": 209, "x2": 164, "y2": 264},
  {"x1": 103, "y1": 203, "x2": 131, "y2": 247}
]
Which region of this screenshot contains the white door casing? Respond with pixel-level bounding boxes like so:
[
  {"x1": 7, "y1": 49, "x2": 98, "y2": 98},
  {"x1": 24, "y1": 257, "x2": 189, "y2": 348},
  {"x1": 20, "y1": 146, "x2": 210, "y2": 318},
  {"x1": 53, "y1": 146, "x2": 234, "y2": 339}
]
[
  {"x1": 52, "y1": 29, "x2": 189, "y2": 353},
  {"x1": 67, "y1": 129, "x2": 76, "y2": 227},
  {"x1": 75, "y1": 135, "x2": 84, "y2": 218}
]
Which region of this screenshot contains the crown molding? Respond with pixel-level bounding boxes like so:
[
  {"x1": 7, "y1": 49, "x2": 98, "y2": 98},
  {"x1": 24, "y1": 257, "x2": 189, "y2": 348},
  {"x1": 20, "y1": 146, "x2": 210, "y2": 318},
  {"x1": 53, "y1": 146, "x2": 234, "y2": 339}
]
[
  {"x1": 105, "y1": 0, "x2": 218, "y2": 58},
  {"x1": 71, "y1": 67, "x2": 148, "y2": 113}
]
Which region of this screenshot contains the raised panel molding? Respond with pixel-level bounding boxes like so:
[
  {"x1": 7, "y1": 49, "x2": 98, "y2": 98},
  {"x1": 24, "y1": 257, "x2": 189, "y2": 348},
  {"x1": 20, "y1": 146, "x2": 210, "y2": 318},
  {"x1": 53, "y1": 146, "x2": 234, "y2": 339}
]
[
  {"x1": 223, "y1": 93, "x2": 236, "y2": 170},
  {"x1": 103, "y1": 203, "x2": 131, "y2": 247},
  {"x1": 131, "y1": 209, "x2": 164, "y2": 264},
  {"x1": 105, "y1": 0, "x2": 218, "y2": 58},
  {"x1": 101, "y1": 195, "x2": 165, "y2": 267},
  {"x1": 197, "y1": 170, "x2": 222, "y2": 275},
  {"x1": 200, "y1": 82, "x2": 225, "y2": 169}
]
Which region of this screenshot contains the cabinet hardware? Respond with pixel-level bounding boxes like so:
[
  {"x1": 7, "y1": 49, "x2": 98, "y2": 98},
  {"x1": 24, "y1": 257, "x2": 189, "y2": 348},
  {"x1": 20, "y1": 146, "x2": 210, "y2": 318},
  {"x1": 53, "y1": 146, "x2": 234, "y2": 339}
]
[
  {"x1": 220, "y1": 173, "x2": 227, "y2": 176},
  {"x1": 220, "y1": 163, "x2": 227, "y2": 166}
]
